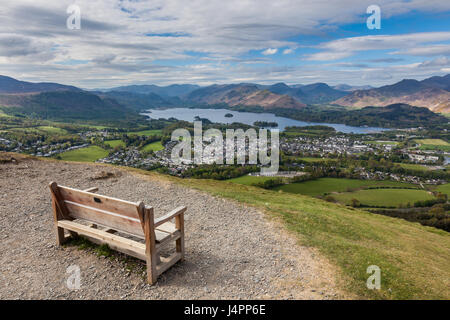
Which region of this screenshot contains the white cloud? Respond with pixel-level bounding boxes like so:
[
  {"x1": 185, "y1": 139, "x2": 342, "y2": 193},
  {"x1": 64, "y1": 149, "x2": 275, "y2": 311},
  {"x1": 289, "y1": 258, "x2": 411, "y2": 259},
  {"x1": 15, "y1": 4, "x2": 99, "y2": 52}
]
[
  {"x1": 394, "y1": 44, "x2": 450, "y2": 57},
  {"x1": 283, "y1": 48, "x2": 294, "y2": 54},
  {"x1": 306, "y1": 32, "x2": 450, "y2": 61},
  {"x1": 0, "y1": 1, "x2": 450, "y2": 87},
  {"x1": 419, "y1": 56, "x2": 450, "y2": 67},
  {"x1": 262, "y1": 48, "x2": 278, "y2": 55}
]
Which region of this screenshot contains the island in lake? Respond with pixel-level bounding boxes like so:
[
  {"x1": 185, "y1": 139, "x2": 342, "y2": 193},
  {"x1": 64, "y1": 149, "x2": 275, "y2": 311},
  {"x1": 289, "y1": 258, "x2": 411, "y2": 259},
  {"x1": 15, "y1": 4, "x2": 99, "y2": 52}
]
[
  {"x1": 225, "y1": 113, "x2": 234, "y2": 118},
  {"x1": 254, "y1": 121, "x2": 278, "y2": 128}
]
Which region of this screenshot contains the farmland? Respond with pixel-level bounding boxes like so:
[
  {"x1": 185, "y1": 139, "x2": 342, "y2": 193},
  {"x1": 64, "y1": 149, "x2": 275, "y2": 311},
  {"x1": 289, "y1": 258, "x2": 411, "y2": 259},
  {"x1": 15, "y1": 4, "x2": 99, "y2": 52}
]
[
  {"x1": 364, "y1": 140, "x2": 399, "y2": 146},
  {"x1": 128, "y1": 129, "x2": 162, "y2": 136},
  {"x1": 396, "y1": 163, "x2": 431, "y2": 171},
  {"x1": 272, "y1": 178, "x2": 417, "y2": 196},
  {"x1": 415, "y1": 139, "x2": 450, "y2": 152},
  {"x1": 333, "y1": 188, "x2": 435, "y2": 207},
  {"x1": 58, "y1": 145, "x2": 109, "y2": 162},
  {"x1": 436, "y1": 183, "x2": 450, "y2": 196},
  {"x1": 104, "y1": 139, "x2": 126, "y2": 148},
  {"x1": 141, "y1": 140, "x2": 164, "y2": 152},
  {"x1": 298, "y1": 157, "x2": 332, "y2": 163}
]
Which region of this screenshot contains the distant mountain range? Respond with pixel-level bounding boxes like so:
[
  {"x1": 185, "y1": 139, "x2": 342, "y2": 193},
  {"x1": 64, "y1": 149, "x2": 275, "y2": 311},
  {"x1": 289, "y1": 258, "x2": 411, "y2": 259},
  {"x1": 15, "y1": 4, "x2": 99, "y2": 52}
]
[
  {"x1": 184, "y1": 83, "x2": 306, "y2": 109},
  {"x1": 0, "y1": 74, "x2": 449, "y2": 123},
  {"x1": 0, "y1": 75, "x2": 80, "y2": 94},
  {"x1": 332, "y1": 84, "x2": 374, "y2": 91},
  {"x1": 334, "y1": 74, "x2": 450, "y2": 113},
  {"x1": 105, "y1": 84, "x2": 200, "y2": 97}
]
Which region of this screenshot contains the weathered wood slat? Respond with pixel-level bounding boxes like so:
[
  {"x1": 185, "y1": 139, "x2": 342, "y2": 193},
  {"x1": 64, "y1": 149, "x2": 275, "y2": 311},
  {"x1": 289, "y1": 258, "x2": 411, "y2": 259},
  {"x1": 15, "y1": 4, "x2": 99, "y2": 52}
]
[
  {"x1": 154, "y1": 206, "x2": 187, "y2": 227},
  {"x1": 156, "y1": 252, "x2": 182, "y2": 276},
  {"x1": 156, "y1": 230, "x2": 181, "y2": 252},
  {"x1": 59, "y1": 186, "x2": 140, "y2": 219},
  {"x1": 64, "y1": 200, "x2": 144, "y2": 237},
  {"x1": 156, "y1": 222, "x2": 177, "y2": 234},
  {"x1": 57, "y1": 220, "x2": 146, "y2": 260}
]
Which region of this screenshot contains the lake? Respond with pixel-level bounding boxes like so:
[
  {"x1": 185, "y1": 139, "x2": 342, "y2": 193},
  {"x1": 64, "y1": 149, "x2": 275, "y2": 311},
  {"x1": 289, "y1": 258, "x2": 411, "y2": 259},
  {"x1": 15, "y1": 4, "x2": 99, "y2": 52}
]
[{"x1": 142, "y1": 108, "x2": 389, "y2": 134}]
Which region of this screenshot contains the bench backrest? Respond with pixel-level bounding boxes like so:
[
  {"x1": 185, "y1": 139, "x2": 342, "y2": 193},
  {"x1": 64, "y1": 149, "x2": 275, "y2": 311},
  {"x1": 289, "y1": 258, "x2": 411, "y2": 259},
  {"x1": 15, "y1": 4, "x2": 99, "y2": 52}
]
[{"x1": 53, "y1": 184, "x2": 146, "y2": 238}]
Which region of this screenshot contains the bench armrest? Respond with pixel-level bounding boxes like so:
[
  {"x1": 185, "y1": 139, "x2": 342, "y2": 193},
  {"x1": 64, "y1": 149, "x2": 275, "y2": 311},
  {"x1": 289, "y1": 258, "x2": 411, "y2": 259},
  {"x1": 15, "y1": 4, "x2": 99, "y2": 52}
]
[{"x1": 154, "y1": 206, "x2": 186, "y2": 228}]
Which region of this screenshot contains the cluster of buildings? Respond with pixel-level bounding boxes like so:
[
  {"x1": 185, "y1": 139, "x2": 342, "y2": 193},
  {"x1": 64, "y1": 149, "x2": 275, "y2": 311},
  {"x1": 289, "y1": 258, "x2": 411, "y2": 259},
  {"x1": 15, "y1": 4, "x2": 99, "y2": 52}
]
[
  {"x1": 280, "y1": 136, "x2": 381, "y2": 156},
  {"x1": 406, "y1": 153, "x2": 440, "y2": 163},
  {"x1": 0, "y1": 136, "x2": 88, "y2": 157}
]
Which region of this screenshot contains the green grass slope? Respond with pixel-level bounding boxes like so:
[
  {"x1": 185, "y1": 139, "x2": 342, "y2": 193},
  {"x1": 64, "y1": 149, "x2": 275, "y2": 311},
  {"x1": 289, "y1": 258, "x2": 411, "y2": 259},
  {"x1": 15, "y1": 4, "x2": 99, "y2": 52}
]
[
  {"x1": 58, "y1": 146, "x2": 108, "y2": 162},
  {"x1": 138, "y1": 173, "x2": 449, "y2": 299},
  {"x1": 228, "y1": 175, "x2": 278, "y2": 185},
  {"x1": 333, "y1": 188, "x2": 435, "y2": 207},
  {"x1": 272, "y1": 178, "x2": 417, "y2": 196}
]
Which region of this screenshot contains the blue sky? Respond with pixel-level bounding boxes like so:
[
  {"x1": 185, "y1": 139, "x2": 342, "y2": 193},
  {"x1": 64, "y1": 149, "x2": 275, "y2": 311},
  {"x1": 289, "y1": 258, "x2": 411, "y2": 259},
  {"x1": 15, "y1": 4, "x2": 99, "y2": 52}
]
[{"x1": 0, "y1": 1, "x2": 449, "y2": 88}]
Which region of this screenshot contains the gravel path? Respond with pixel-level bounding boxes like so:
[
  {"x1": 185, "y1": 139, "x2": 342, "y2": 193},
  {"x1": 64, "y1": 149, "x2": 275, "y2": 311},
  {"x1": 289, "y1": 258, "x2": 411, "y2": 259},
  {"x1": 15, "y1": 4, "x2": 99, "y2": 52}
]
[{"x1": 0, "y1": 156, "x2": 346, "y2": 299}]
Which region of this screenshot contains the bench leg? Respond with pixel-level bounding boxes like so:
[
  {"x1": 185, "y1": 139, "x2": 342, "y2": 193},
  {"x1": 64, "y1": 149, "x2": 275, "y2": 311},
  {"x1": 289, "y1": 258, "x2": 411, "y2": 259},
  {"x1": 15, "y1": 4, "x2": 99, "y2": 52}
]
[
  {"x1": 175, "y1": 212, "x2": 185, "y2": 261},
  {"x1": 144, "y1": 207, "x2": 157, "y2": 285},
  {"x1": 55, "y1": 226, "x2": 66, "y2": 246},
  {"x1": 51, "y1": 198, "x2": 66, "y2": 245}
]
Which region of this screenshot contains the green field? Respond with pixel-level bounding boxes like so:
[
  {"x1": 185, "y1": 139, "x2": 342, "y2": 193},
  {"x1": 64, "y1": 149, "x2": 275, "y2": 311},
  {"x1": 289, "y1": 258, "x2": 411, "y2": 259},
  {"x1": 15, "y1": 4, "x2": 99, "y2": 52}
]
[
  {"x1": 333, "y1": 189, "x2": 435, "y2": 207},
  {"x1": 272, "y1": 178, "x2": 417, "y2": 196},
  {"x1": 436, "y1": 183, "x2": 450, "y2": 196},
  {"x1": 77, "y1": 124, "x2": 110, "y2": 130},
  {"x1": 396, "y1": 163, "x2": 431, "y2": 171},
  {"x1": 58, "y1": 146, "x2": 108, "y2": 162},
  {"x1": 228, "y1": 175, "x2": 278, "y2": 185},
  {"x1": 3, "y1": 126, "x2": 68, "y2": 135},
  {"x1": 0, "y1": 108, "x2": 11, "y2": 118},
  {"x1": 132, "y1": 169, "x2": 450, "y2": 299},
  {"x1": 141, "y1": 141, "x2": 164, "y2": 152},
  {"x1": 365, "y1": 140, "x2": 399, "y2": 146},
  {"x1": 37, "y1": 126, "x2": 68, "y2": 135},
  {"x1": 128, "y1": 129, "x2": 163, "y2": 136},
  {"x1": 299, "y1": 157, "x2": 332, "y2": 163},
  {"x1": 416, "y1": 139, "x2": 449, "y2": 146},
  {"x1": 415, "y1": 139, "x2": 450, "y2": 152},
  {"x1": 104, "y1": 139, "x2": 125, "y2": 148}
]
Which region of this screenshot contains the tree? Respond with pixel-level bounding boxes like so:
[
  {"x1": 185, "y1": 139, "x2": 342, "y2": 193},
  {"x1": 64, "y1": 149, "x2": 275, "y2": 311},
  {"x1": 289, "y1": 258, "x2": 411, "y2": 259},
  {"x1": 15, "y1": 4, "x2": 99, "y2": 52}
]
[{"x1": 350, "y1": 198, "x2": 361, "y2": 207}]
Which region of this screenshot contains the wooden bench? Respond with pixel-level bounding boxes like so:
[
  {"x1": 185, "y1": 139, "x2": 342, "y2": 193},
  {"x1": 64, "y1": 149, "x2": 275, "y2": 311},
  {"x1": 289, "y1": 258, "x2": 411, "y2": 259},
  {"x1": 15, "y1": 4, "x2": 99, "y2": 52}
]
[{"x1": 49, "y1": 182, "x2": 186, "y2": 284}]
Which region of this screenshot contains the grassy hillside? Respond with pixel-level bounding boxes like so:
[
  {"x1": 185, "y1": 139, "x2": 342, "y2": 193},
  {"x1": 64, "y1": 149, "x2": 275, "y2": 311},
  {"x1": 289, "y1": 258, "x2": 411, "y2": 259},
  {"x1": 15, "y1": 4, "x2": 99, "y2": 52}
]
[
  {"x1": 131, "y1": 170, "x2": 449, "y2": 299},
  {"x1": 58, "y1": 146, "x2": 108, "y2": 162},
  {"x1": 396, "y1": 163, "x2": 431, "y2": 171},
  {"x1": 0, "y1": 91, "x2": 142, "y2": 123},
  {"x1": 436, "y1": 183, "x2": 450, "y2": 196},
  {"x1": 104, "y1": 139, "x2": 126, "y2": 148},
  {"x1": 415, "y1": 139, "x2": 450, "y2": 152},
  {"x1": 272, "y1": 178, "x2": 417, "y2": 196},
  {"x1": 333, "y1": 188, "x2": 435, "y2": 207},
  {"x1": 228, "y1": 175, "x2": 278, "y2": 185},
  {"x1": 141, "y1": 141, "x2": 164, "y2": 152},
  {"x1": 128, "y1": 129, "x2": 163, "y2": 136}
]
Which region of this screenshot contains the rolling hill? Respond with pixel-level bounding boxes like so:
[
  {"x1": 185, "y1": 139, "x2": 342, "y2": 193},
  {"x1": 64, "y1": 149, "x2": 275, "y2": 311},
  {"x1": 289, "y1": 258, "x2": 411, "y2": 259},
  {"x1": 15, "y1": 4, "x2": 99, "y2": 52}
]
[
  {"x1": 334, "y1": 74, "x2": 450, "y2": 113},
  {"x1": 108, "y1": 84, "x2": 200, "y2": 97},
  {"x1": 0, "y1": 90, "x2": 140, "y2": 121},
  {"x1": 186, "y1": 84, "x2": 306, "y2": 109},
  {"x1": 262, "y1": 82, "x2": 349, "y2": 104},
  {"x1": 0, "y1": 75, "x2": 80, "y2": 94}
]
